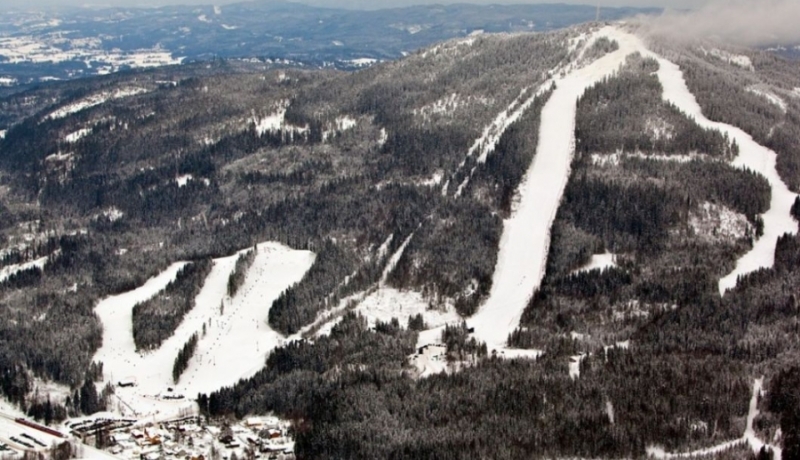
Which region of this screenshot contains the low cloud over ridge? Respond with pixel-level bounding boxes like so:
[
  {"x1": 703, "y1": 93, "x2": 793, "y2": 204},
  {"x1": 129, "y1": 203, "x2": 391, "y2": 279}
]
[{"x1": 647, "y1": 0, "x2": 800, "y2": 46}]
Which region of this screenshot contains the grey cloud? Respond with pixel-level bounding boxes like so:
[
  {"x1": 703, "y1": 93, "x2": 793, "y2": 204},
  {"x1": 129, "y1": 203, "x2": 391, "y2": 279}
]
[{"x1": 647, "y1": 0, "x2": 800, "y2": 46}]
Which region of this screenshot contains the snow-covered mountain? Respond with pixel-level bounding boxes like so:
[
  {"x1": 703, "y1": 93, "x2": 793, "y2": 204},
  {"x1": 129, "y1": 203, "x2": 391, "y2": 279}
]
[{"x1": 1, "y1": 14, "x2": 800, "y2": 459}]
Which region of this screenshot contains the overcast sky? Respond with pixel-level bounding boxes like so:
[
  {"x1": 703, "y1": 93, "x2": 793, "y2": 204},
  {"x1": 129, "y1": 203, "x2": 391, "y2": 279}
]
[{"x1": 5, "y1": 0, "x2": 704, "y2": 11}]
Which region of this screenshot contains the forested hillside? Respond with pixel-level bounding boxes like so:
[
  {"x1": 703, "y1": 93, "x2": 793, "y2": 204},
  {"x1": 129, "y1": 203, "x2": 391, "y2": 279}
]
[{"x1": 0, "y1": 19, "x2": 799, "y2": 459}]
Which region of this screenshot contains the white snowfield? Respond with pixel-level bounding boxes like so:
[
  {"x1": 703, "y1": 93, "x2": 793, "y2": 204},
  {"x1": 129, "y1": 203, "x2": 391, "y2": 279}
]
[{"x1": 93, "y1": 243, "x2": 315, "y2": 416}]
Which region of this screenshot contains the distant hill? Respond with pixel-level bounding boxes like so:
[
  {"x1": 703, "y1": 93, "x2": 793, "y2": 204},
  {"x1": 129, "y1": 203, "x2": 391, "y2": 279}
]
[{"x1": 0, "y1": 1, "x2": 660, "y2": 91}]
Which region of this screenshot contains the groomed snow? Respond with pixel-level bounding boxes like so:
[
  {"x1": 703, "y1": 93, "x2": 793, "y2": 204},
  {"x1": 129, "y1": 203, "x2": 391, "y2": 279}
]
[
  {"x1": 93, "y1": 243, "x2": 315, "y2": 416},
  {"x1": 470, "y1": 27, "x2": 641, "y2": 351},
  {"x1": 623, "y1": 36, "x2": 799, "y2": 294}
]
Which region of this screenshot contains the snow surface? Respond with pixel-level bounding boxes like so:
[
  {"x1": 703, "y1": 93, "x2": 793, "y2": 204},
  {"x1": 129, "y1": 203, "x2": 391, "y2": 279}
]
[
  {"x1": 701, "y1": 47, "x2": 754, "y2": 71},
  {"x1": 569, "y1": 354, "x2": 586, "y2": 379},
  {"x1": 0, "y1": 130, "x2": 6, "y2": 139},
  {"x1": 93, "y1": 243, "x2": 314, "y2": 416},
  {"x1": 176, "y1": 174, "x2": 193, "y2": 187},
  {"x1": 689, "y1": 202, "x2": 750, "y2": 244},
  {"x1": 470, "y1": 27, "x2": 641, "y2": 350},
  {"x1": 65, "y1": 128, "x2": 92, "y2": 143},
  {"x1": 571, "y1": 252, "x2": 617, "y2": 275},
  {"x1": 322, "y1": 116, "x2": 357, "y2": 141},
  {"x1": 747, "y1": 86, "x2": 788, "y2": 112},
  {"x1": 0, "y1": 255, "x2": 49, "y2": 284},
  {"x1": 251, "y1": 102, "x2": 309, "y2": 137},
  {"x1": 47, "y1": 88, "x2": 149, "y2": 120}
]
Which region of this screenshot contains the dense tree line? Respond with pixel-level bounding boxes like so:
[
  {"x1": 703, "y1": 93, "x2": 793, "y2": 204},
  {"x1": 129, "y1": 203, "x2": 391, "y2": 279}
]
[
  {"x1": 441, "y1": 321, "x2": 488, "y2": 359},
  {"x1": 227, "y1": 248, "x2": 256, "y2": 298},
  {"x1": 678, "y1": 54, "x2": 800, "y2": 191},
  {"x1": 465, "y1": 87, "x2": 551, "y2": 216},
  {"x1": 576, "y1": 55, "x2": 738, "y2": 159},
  {"x1": 173, "y1": 333, "x2": 198, "y2": 384},
  {"x1": 767, "y1": 366, "x2": 800, "y2": 459},
  {"x1": 268, "y1": 240, "x2": 360, "y2": 335},
  {"x1": 132, "y1": 258, "x2": 213, "y2": 351},
  {"x1": 202, "y1": 312, "x2": 751, "y2": 458},
  {"x1": 387, "y1": 199, "x2": 502, "y2": 316}
]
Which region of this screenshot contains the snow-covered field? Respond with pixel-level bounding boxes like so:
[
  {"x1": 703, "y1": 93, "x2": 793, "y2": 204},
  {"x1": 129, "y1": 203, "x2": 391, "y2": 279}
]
[{"x1": 93, "y1": 243, "x2": 314, "y2": 416}]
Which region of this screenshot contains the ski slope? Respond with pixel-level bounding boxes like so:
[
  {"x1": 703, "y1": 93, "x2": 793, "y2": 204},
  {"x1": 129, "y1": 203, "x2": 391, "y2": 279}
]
[
  {"x1": 93, "y1": 242, "x2": 314, "y2": 415},
  {"x1": 471, "y1": 27, "x2": 644, "y2": 350},
  {"x1": 470, "y1": 25, "x2": 798, "y2": 350},
  {"x1": 599, "y1": 29, "x2": 798, "y2": 294}
]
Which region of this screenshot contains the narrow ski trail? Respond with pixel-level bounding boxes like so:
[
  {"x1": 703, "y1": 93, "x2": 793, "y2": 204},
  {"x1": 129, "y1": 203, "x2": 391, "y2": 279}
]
[{"x1": 471, "y1": 27, "x2": 647, "y2": 350}]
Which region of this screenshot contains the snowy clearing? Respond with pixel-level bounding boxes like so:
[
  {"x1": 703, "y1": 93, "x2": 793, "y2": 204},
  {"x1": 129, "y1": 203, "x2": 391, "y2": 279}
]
[
  {"x1": 354, "y1": 288, "x2": 460, "y2": 333},
  {"x1": 250, "y1": 102, "x2": 309, "y2": 137},
  {"x1": 0, "y1": 130, "x2": 6, "y2": 139},
  {"x1": 0, "y1": 255, "x2": 49, "y2": 284},
  {"x1": 93, "y1": 243, "x2": 314, "y2": 417},
  {"x1": 689, "y1": 202, "x2": 751, "y2": 244},
  {"x1": 65, "y1": 128, "x2": 92, "y2": 143},
  {"x1": 571, "y1": 252, "x2": 617, "y2": 275},
  {"x1": 176, "y1": 174, "x2": 193, "y2": 187},
  {"x1": 746, "y1": 86, "x2": 788, "y2": 112},
  {"x1": 700, "y1": 47, "x2": 754, "y2": 71},
  {"x1": 46, "y1": 88, "x2": 150, "y2": 120},
  {"x1": 322, "y1": 116, "x2": 357, "y2": 141}
]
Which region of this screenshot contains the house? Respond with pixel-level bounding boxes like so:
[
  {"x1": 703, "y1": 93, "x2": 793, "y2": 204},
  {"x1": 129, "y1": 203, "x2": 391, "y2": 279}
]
[{"x1": 118, "y1": 379, "x2": 136, "y2": 388}]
